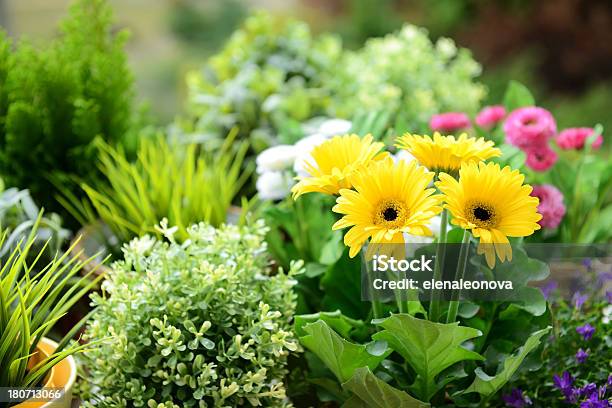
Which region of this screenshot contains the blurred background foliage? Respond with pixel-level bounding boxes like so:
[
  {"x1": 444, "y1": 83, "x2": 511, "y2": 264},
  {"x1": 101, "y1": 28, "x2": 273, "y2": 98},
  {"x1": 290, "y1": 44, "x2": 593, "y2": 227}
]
[{"x1": 1, "y1": 0, "x2": 611, "y2": 149}]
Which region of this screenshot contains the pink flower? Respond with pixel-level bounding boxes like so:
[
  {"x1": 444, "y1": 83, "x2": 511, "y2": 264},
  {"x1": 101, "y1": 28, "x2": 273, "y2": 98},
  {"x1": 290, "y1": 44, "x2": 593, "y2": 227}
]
[
  {"x1": 556, "y1": 127, "x2": 603, "y2": 150},
  {"x1": 475, "y1": 105, "x2": 506, "y2": 129},
  {"x1": 504, "y1": 107, "x2": 557, "y2": 149},
  {"x1": 525, "y1": 145, "x2": 558, "y2": 172},
  {"x1": 531, "y1": 184, "x2": 566, "y2": 229},
  {"x1": 429, "y1": 112, "x2": 470, "y2": 133}
]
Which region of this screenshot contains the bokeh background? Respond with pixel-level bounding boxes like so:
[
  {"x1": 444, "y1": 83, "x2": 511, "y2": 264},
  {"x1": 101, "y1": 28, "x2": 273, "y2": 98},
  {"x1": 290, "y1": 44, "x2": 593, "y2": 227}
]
[{"x1": 2, "y1": 0, "x2": 611, "y2": 131}]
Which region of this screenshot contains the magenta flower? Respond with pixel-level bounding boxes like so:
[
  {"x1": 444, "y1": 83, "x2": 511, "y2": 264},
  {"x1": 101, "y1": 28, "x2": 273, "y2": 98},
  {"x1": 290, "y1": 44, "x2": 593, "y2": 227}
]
[
  {"x1": 502, "y1": 388, "x2": 532, "y2": 408},
  {"x1": 525, "y1": 145, "x2": 558, "y2": 172},
  {"x1": 530, "y1": 184, "x2": 566, "y2": 228},
  {"x1": 429, "y1": 112, "x2": 470, "y2": 133},
  {"x1": 557, "y1": 127, "x2": 603, "y2": 150},
  {"x1": 504, "y1": 107, "x2": 557, "y2": 149},
  {"x1": 576, "y1": 323, "x2": 595, "y2": 341},
  {"x1": 576, "y1": 348, "x2": 589, "y2": 364},
  {"x1": 476, "y1": 105, "x2": 506, "y2": 129}
]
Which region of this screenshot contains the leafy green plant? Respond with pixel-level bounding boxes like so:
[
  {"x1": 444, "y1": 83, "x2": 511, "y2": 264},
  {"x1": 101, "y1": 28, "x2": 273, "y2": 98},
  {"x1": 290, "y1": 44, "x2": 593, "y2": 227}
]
[
  {"x1": 328, "y1": 24, "x2": 486, "y2": 133},
  {"x1": 183, "y1": 10, "x2": 342, "y2": 152},
  {"x1": 0, "y1": 216, "x2": 103, "y2": 401},
  {"x1": 0, "y1": 184, "x2": 69, "y2": 264},
  {"x1": 289, "y1": 240, "x2": 553, "y2": 406},
  {"x1": 296, "y1": 311, "x2": 550, "y2": 407},
  {"x1": 80, "y1": 220, "x2": 302, "y2": 407},
  {"x1": 61, "y1": 133, "x2": 250, "y2": 243},
  {"x1": 263, "y1": 193, "x2": 347, "y2": 314},
  {"x1": 0, "y1": 0, "x2": 142, "y2": 213}
]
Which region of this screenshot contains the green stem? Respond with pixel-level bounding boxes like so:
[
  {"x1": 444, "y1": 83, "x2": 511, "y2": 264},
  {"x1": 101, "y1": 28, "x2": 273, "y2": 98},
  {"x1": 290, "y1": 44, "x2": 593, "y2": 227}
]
[
  {"x1": 446, "y1": 230, "x2": 471, "y2": 324},
  {"x1": 394, "y1": 271, "x2": 408, "y2": 314},
  {"x1": 429, "y1": 209, "x2": 448, "y2": 322},
  {"x1": 364, "y1": 250, "x2": 384, "y2": 320},
  {"x1": 371, "y1": 299, "x2": 383, "y2": 320},
  {"x1": 289, "y1": 198, "x2": 308, "y2": 258}
]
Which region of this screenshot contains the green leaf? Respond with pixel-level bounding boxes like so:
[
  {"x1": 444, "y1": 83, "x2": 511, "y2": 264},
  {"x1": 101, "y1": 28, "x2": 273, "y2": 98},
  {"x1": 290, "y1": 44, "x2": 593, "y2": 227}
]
[
  {"x1": 372, "y1": 314, "x2": 484, "y2": 401},
  {"x1": 463, "y1": 326, "x2": 551, "y2": 397},
  {"x1": 304, "y1": 262, "x2": 327, "y2": 278},
  {"x1": 321, "y1": 248, "x2": 370, "y2": 319},
  {"x1": 494, "y1": 143, "x2": 526, "y2": 169},
  {"x1": 503, "y1": 80, "x2": 535, "y2": 111},
  {"x1": 476, "y1": 247, "x2": 549, "y2": 316},
  {"x1": 584, "y1": 123, "x2": 603, "y2": 153},
  {"x1": 294, "y1": 310, "x2": 364, "y2": 339},
  {"x1": 342, "y1": 367, "x2": 430, "y2": 408},
  {"x1": 300, "y1": 320, "x2": 390, "y2": 383}
]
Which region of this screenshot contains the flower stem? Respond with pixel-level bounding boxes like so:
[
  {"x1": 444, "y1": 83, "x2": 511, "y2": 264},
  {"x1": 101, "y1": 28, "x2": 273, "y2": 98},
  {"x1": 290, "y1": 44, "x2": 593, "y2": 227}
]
[
  {"x1": 429, "y1": 209, "x2": 448, "y2": 321},
  {"x1": 371, "y1": 299, "x2": 383, "y2": 320},
  {"x1": 446, "y1": 230, "x2": 471, "y2": 324},
  {"x1": 364, "y1": 250, "x2": 384, "y2": 320}
]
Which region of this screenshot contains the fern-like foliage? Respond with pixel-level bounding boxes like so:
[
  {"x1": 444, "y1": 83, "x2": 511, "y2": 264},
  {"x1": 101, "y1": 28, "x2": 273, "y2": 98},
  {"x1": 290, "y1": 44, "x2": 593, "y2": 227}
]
[{"x1": 0, "y1": 0, "x2": 141, "y2": 213}]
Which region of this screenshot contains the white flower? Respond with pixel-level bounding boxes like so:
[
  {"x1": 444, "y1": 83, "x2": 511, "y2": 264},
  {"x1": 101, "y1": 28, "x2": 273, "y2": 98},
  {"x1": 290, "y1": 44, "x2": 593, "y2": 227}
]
[
  {"x1": 402, "y1": 215, "x2": 443, "y2": 245},
  {"x1": 256, "y1": 145, "x2": 297, "y2": 174},
  {"x1": 126, "y1": 235, "x2": 156, "y2": 256},
  {"x1": 603, "y1": 304, "x2": 612, "y2": 324},
  {"x1": 393, "y1": 149, "x2": 415, "y2": 164},
  {"x1": 293, "y1": 133, "x2": 328, "y2": 177},
  {"x1": 256, "y1": 171, "x2": 293, "y2": 201},
  {"x1": 318, "y1": 119, "x2": 352, "y2": 138}
]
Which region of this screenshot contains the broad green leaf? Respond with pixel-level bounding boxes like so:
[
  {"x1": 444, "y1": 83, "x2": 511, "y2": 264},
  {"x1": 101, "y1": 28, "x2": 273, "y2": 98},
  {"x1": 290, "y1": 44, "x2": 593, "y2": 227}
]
[
  {"x1": 503, "y1": 80, "x2": 535, "y2": 111},
  {"x1": 494, "y1": 144, "x2": 526, "y2": 169},
  {"x1": 474, "y1": 247, "x2": 549, "y2": 316},
  {"x1": 295, "y1": 310, "x2": 364, "y2": 339},
  {"x1": 463, "y1": 326, "x2": 551, "y2": 397},
  {"x1": 300, "y1": 320, "x2": 390, "y2": 383},
  {"x1": 373, "y1": 314, "x2": 484, "y2": 401},
  {"x1": 321, "y1": 248, "x2": 370, "y2": 319},
  {"x1": 342, "y1": 367, "x2": 430, "y2": 408}
]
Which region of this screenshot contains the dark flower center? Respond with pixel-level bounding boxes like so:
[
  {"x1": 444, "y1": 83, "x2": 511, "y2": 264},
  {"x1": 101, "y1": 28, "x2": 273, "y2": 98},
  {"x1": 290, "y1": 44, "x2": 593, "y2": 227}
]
[
  {"x1": 375, "y1": 199, "x2": 408, "y2": 227},
  {"x1": 473, "y1": 206, "x2": 492, "y2": 221},
  {"x1": 383, "y1": 207, "x2": 398, "y2": 221}
]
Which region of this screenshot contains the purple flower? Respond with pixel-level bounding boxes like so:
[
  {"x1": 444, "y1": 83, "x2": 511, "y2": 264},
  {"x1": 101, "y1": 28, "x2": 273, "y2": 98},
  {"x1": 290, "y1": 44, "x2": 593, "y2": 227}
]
[
  {"x1": 579, "y1": 386, "x2": 610, "y2": 408},
  {"x1": 579, "y1": 383, "x2": 598, "y2": 398},
  {"x1": 607, "y1": 290, "x2": 612, "y2": 304},
  {"x1": 599, "y1": 271, "x2": 612, "y2": 285},
  {"x1": 573, "y1": 292, "x2": 588, "y2": 310},
  {"x1": 576, "y1": 323, "x2": 595, "y2": 341},
  {"x1": 541, "y1": 281, "x2": 558, "y2": 300},
  {"x1": 554, "y1": 371, "x2": 573, "y2": 390},
  {"x1": 502, "y1": 388, "x2": 533, "y2": 408},
  {"x1": 553, "y1": 371, "x2": 580, "y2": 402},
  {"x1": 576, "y1": 348, "x2": 589, "y2": 364},
  {"x1": 582, "y1": 258, "x2": 593, "y2": 269}
]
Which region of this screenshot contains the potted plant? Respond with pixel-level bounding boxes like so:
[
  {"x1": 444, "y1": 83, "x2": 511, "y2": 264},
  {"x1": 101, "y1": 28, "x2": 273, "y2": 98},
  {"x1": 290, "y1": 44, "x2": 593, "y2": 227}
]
[{"x1": 0, "y1": 215, "x2": 103, "y2": 408}]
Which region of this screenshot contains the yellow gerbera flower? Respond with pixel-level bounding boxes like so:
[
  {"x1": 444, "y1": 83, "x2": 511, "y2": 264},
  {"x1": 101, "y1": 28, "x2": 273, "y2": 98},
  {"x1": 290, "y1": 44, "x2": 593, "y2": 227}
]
[
  {"x1": 436, "y1": 161, "x2": 542, "y2": 268},
  {"x1": 291, "y1": 134, "x2": 387, "y2": 198},
  {"x1": 395, "y1": 132, "x2": 501, "y2": 174},
  {"x1": 332, "y1": 157, "x2": 443, "y2": 258}
]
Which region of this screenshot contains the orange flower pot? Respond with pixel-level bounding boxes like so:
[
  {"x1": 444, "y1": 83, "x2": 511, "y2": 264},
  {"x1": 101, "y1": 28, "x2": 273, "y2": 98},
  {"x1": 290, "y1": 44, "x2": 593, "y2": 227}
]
[{"x1": 13, "y1": 338, "x2": 76, "y2": 408}]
